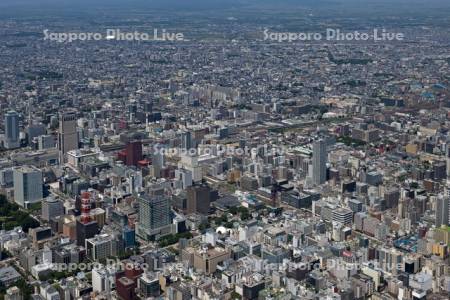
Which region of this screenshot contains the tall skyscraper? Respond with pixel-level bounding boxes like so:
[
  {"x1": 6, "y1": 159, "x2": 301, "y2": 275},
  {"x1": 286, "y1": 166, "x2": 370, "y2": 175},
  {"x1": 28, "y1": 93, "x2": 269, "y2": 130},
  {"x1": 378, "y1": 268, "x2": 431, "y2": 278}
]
[
  {"x1": 58, "y1": 111, "x2": 78, "y2": 163},
  {"x1": 13, "y1": 166, "x2": 43, "y2": 207},
  {"x1": 186, "y1": 184, "x2": 211, "y2": 215},
  {"x1": 435, "y1": 195, "x2": 450, "y2": 227},
  {"x1": 128, "y1": 102, "x2": 138, "y2": 122},
  {"x1": 126, "y1": 140, "x2": 143, "y2": 166},
  {"x1": 4, "y1": 111, "x2": 20, "y2": 149},
  {"x1": 446, "y1": 143, "x2": 450, "y2": 179},
  {"x1": 181, "y1": 131, "x2": 192, "y2": 150},
  {"x1": 152, "y1": 149, "x2": 164, "y2": 168},
  {"x1": 312, "y1": 139, "x2": 327, "y2": 185},
  {"x1": 151, "y1": 145, "x2": 165, "y2": 178},
  {"x1": 137, "y1": 194, "x2": 172, "y2": 241},
  {"x1": 76, "y1": 191, "x2": 99, "y2": 246}
]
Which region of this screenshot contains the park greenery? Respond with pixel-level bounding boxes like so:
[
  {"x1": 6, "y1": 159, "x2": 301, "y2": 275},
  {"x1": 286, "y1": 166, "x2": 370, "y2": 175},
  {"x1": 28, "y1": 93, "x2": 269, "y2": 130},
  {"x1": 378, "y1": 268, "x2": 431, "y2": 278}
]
[
  {"x1": 158, "y1": 232, "x2": 193, "y2": 247},
  {"x1": 0, "y1": 195, "x2": 40, "y2": 232}
]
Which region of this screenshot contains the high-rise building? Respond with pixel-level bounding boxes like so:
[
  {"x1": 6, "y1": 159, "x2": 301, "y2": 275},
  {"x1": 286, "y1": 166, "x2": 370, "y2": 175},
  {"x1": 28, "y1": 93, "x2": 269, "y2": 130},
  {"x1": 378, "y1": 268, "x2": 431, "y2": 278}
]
[
  {"x1": 186, "y1": 184, "x2": 211, "y2": 215},
  {"x1": 76, "y1": 192, "x2": 99, "y2": 246},
  {"x1": 38, "y1": 135, "x2": 55, "y2": 150},
  {"x1": 348, "y1": 199, "x2": 363, "y2": 213},
  {"x1": 4, "y1": 111, "x2": 20, "y2": 149},
  {"x1": 85, "y1": 234, "x2": 114, "y2": 261},
  {"x1": 76, "y1": 219, "x2": 99, "y2": 247},
  {"x1": 136, "y1": 194, "x2": 173, "y2": 241},
  {"x1": 58, "y1": 111, "x2": 78, "y2": 163},
  {"x1": 41, "y1": 197, "x2": 65, "y2": 221},
  {"x1": 0, "y1": 168, "x2": 13, "y2": 188},
  {"x1": 126, "y1": 169, "x2": 143, "y2": 194},
  {"x1": 181, "y1": 131, "x2": 192, "y2": 150},
  {"x1": 13, "y1": 166, "x2": 43, "y2": 207},
  {"x1": 139, "y1": 195, "x2": 170, "y2": 229},
  {"x1": 126, "y1": 141, "x2": 143, "y2": 167},
  {"x1": 377, "y1": 247, "x2": 403, "y2": 275},
  {"x1": 178, "y1": 154, "x2": 202, "y2": 182},
  {"x1": 446, "y1": 143, "x2": 450, "y2": 179},
  {"x1": 128, "y1": 102, "x2": 138, "y2": 122},
  {"x1": 144, "y1": 101, "x2": 153, "y2": 113},
  {"x1": 175, "y1": 168, "x2": 193, "y2": 190},
  {"x1": 123, "y1": 226, "x2": 136, "y2": 249},
  {"x1": 116, "y1": 277, "x2": 137, "y2": 300},
  {"x1": 332, "y1": 208, "x2": 354, "y2": 225},
  {"x1": 312, "y1": 139, "x2": 327, "y2": 185},
  {"x1": 151, "y1": 146, "x2": 165, "y2": 178},
  {"x1": 92, "y1": 265, "x2": 116, "y2": 294},
  {"x1": 384, "y1": 188, "x2": 400, "y2": 209},
  {"x1": 138, "y1": 273, "x2": 160, "y2": 298},
  {"x1": 27, "y1": 123, "x2": 46, "y2": 145},
  {"x1": 435, "y1": 195, "x2": 449, "y2": 227}
]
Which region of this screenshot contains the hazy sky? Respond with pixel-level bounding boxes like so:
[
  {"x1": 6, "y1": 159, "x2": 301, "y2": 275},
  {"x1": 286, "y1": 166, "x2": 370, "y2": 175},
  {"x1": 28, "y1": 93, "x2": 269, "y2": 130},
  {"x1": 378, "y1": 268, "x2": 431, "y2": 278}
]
[
  {"x1": 1, "y1": 0, "x2": 449, "y2": 8},
  {"x1": 1, "y1": 0, "x2": 449, "y2": 18}
]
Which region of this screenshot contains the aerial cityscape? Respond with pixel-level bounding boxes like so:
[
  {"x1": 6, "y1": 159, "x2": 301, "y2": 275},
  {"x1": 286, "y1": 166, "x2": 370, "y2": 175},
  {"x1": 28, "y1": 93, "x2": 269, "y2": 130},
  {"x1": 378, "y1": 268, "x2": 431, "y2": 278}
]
[{"x1": 0, "y1": 0, "x2": 449, "y2": 299}]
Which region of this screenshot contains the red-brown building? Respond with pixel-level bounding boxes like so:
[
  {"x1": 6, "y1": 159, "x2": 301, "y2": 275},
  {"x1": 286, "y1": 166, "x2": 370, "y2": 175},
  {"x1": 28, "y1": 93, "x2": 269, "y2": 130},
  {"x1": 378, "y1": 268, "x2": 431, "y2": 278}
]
[
  {"x1": 116, "y1": 276, "x2": 137, "y2": 300},
  {"x1": 126, "y1": 141, "x2": 143, "y2": 166},
  {"x1": 117, "y1": 141, "x2": 143, "y2": 167}
]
